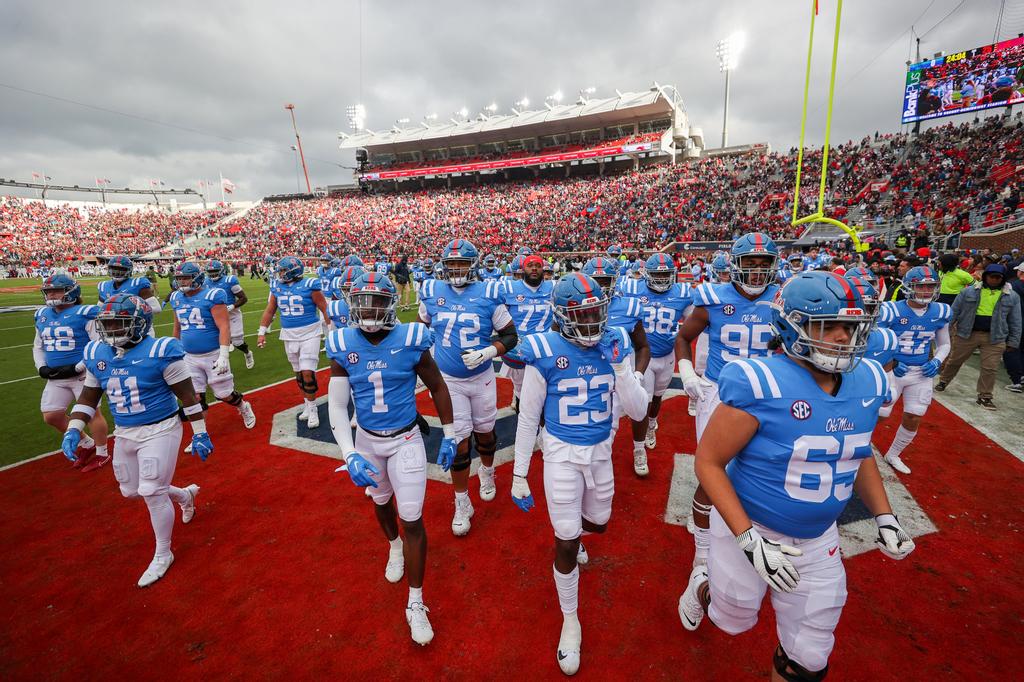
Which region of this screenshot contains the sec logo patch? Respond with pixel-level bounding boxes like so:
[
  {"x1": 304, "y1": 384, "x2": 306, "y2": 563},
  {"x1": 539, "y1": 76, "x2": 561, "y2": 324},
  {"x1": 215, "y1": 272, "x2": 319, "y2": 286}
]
[
  {"x1": 640, "y1": 296, "x2": 650, "y2": 304},
  {"x1": 791, "y1": 400, "x2": 812, "y2": 420},
  {"x1": 723, "y1": 304, "x2": 736, "y2": 316},
  {"x1": 96, "y1": 360, "x2": 107, "y2": 371},
  {"x1": 516, "y1": 294, "x2": 525, "y2": 303},
  {"x1": 899, "y1": 317, "x2": 909, "y2": 325},
  {"x1": 555, "y1": 355, "x2": 570, "y2": 370},
  {"x1": 346, "y1": 352, "x2": 359, "y2": 365},
  {"x1": 437, "y1": 297, "x2": 446, "y2": 306}
]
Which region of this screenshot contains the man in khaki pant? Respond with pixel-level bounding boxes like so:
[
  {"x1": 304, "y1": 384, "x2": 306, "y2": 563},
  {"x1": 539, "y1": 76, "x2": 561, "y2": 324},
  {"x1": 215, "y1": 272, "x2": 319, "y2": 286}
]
[{"x1": 937, "y1": 264, "x2": 1022, "y2": 410}]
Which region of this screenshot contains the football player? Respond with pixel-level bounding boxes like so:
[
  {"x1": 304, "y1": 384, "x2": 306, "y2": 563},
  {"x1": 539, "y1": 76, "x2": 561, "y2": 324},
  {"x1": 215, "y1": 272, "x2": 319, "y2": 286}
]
[
  {"x1": 169, "y1": 262, "x2": 255, "y2": 440},
  {"x1": 257, "y1": 256, "x2": 329, "y2": 427},
  {"x1": 675, "y1": 233, "x2": 779, "y2": 565},
  {"x1": 498, "y1": 254, "x2": 554, "y2": 407},
  {"x1": 61, "y1": 294, "x2": 212, "y2": 587},
  {"x1": 205, "y1": 260, "x2": 255, "y2": 369},
  {"x1": 846, "y1": 269, "x2": 899, "y2": 373},
  {"x1": 33, "y1": 274, "x2": 110, "y2": 472},
  {"x1": 677, "y1": 271, "x2": 915, "y2": 681},
  {"x1": 417, "y1": 239, "x2": 518, "y2": 536},
  {"x1": 479, "y1": 254, "x2": 504, "y2": 281},
  {"x1": 373, "y1": 253, "x2": 392, "y2": 276},
  {"x1": 620, "y1": 253, "x2": 691, "y2": 476},
  {"x1": 98, "y1": 255, "x2": 161, "y2": 315},
  {"x1": 326, "y1": 273, "x2": 458, "y2": 646},
  {"x1": 543, "y1": 260, "x2": 554, "y2": 280},
  {"x1": 327, "y1": 265, "x2": 365, "y2": 327},
  {"x1": 510, "y1": 273, "x2": 649, "y2": 676},
  {"x1": 876, "y1": 266, "x2": 951, "y2": 474},
  {"x1": 505, "y1": 255, "x2": 525, "y2": 283}
]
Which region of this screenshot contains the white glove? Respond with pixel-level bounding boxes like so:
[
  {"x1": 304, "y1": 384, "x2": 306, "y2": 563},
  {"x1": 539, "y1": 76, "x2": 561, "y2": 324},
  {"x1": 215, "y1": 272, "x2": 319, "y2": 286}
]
[
  {"x1": 736, "y1": 527, "x2": 803, "y2": 592},
  {"x1": 678, "y1": 358, "x2": 711, "y2": 401},
  {"x1": 462, "y1": 345, "x2": 498, "y2": 370},
  {"x1": 510, "y1": 474, "x2": 534, "y2": 512},
  {"x1": 875, "y1": 513, "x2": 915, "y2": 560},
  {"x1": 226, "y1": 304, "x2": 235, "y2": 312},
  {"x1": 213, "y1": 345, "x2": 231, "y2": 375}
]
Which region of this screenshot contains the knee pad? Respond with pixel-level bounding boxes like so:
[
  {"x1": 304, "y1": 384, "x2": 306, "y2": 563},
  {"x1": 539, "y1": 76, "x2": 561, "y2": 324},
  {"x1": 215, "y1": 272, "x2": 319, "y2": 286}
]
[
  {"x1": 451, "y1": 450, "x2": 472, "y2": 472},
  {"x1": 301, "y1": 374, "x2": 319, "y2": 394},
  {"x1": 220, "y1": 391, "x2": 243, "y2": 406},
  {"x1": 774, "y1": 645, "x2": 828, "y2": 682},
  {"x1": 473, "y1": 433, "x2": 496, "y2": 458}
]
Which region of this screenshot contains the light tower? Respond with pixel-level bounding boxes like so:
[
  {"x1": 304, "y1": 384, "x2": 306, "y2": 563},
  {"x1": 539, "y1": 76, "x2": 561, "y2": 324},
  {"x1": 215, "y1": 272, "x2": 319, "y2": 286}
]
[
  {"x1": 285, "y1": 103, "x2": 312, "y2": 194},
  {"x1": 715, "y1": 32, "x2": 746, "y2": 148}
]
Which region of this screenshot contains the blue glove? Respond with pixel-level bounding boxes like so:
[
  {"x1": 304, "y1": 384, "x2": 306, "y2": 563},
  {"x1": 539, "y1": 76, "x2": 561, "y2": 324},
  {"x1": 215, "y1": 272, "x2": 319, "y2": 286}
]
[
  {"x1": 438, "y1": 438, "x2": 457, "y2": 472},
  {"x1": 511, "y1": 475, "x2": 534, "y2": 512},
  {"x1": 597, "y1": 328, "x2": 633, "y2": 364},
  {"x1": 892, "y1": 362, "x2": 909, "y2": 378},
  {"x1": 921, "y1": 358, "x2": 941, "y2": 378},
  {"x1": 344, "y1": 453, "x2": 380, "y2": 487},
  {"x1": 190, "y1": 432, "x2": 214, "y2": 461},
  {"x1": 61, "y1": 429, "x2": 81, "y2": 462}
]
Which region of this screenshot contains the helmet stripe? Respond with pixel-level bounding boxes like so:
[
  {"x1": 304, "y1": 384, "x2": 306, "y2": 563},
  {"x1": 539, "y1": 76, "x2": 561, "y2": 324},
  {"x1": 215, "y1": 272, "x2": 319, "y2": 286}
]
[
  {"x1": 828, "y1": 272, "x2": 857, "y2": 308},
  {"x1": 575, "y1": 273, "x2": 592, "y2": 296},
  {"x1": 754, "y1": 233, "x2": 763, "y2": 250}
]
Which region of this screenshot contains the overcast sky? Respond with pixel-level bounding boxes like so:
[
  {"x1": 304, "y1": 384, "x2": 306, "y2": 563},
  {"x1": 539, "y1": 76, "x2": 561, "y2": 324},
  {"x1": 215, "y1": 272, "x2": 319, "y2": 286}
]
[{"x1": 0, "y1": 0, "x2": 1017, "y2": 201}]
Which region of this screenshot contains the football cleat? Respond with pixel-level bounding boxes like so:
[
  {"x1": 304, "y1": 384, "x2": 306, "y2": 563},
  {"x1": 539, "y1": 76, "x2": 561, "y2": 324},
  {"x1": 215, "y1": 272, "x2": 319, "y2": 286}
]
[
  {"x1": 478, "y1": 466, "x2": 496, "y2": 502},
  {"x1": 72, "y1": 446, "x2": 96, "y2": 469},
  {"x1": 678, "y1": 564, "x2": 708, "y2": 631},
  {"x1": 385, "y1": 543, "x2": 405, "y2": 583},
  {"x1": 557, "y1": 616, "x2": 582, "y2": 675},
  {"x1": 239, "y1": 401, "x2": 256, "y2": 429},
  {"x1": 180, "y1": 484, "x2": 200, "y2": 524},
  {"x1": 307, "y1": 407, "x2": 320, "y2": 429},
  {"x1": 243, "y1": 350, "x2": 255, "y2": 369},
  {"x1": 406, "y1": 602, "x2": 434, "y2": 646},
  {"x1": 298, "y1": 404, "x2": 310, "y2": 421},
  {"x1": 183, "y1": 442, "x2": 193, "y2": 454},
  {"x1": 80, "y1": 453, "x2": 110, "y2": 473},
  {"x1": 633, "y1": 449, "x2": 649, "y2": 477},
  {"x1": 885, "y1": 454, "x2": 911, "y2": 475},
  {"x1": 137, "y1": 553, "x2": 174, "y2": 588},
  {"x1": 576, "y1": 542, "x2": 589, "y2": 566},
  {"x1": 645, "y1": 421, "x2": 657, "y2": 449},
  {"x1": 452, "y1": 495, "x2": 475, "y2": 536}
]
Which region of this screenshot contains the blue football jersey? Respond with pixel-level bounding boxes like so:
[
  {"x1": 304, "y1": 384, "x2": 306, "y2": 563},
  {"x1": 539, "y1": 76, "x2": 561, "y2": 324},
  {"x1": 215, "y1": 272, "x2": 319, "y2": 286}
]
[
  {"x1": 620, "y1": 280, "x2": 691, "y2": 358},
  {"x1": 326, "y1": 299, "x2": 351, "y2": 328},
  {"x1": 607, "y1": 293, "x2": 645, "y2": 332},
  {"x1": 34, "y1": 304, "x2": 100, "y2": 366},
  {"x1": 411, "y1": 267, "x2": 425, "y2": 284},
  {"x1": 865, "y1": 327, "x2": 900, "y2": 368},
  {"x1": 269, "y1": 277, "x2": 323, "y2": 329},
  {"x1": 878, "y1": 300, "x2": 952, "y2": 366},
  {"x1": 82, "y1": 337, "x2": 185, "y2": 427},
  {"x1": 317, "y1": 266, "x2": 341, "y2": 298},
  {"x1": 518, "y1": 329, "x2": 632, "y2": 446},
  {"x1": 418, "y1": 279, "x2": 510, "y2": 378},
  {"x1": 373, "y1": 262, "x2": 392, "y2": 276},
  {"x1": 777, "y1": 266, "x2": 795, "y2": 284},
  {"x1": 325, "y1": 323, "x2": 433, "y2": 432},
  {"x1": 691, "y1": 282, "x2": 779, "y2": 383},
  {"x1": 207, "y1": 274, "x2": 241, "y2": 306},
  {"x1": 480, "y1": 267, "x2": 504, "y2": 281},
  {"x1": 718, "y1": 355, "x2": 890, "y2": 539},
  {"x1": 97, "y1": 277, "x2": 152, "y2": 303},
  {"x1": 500, "y1": 279, "x2": 554, "y2": 334},
  {"x1": 170, "y1": 286, "x2": 228, "y2": 354}
]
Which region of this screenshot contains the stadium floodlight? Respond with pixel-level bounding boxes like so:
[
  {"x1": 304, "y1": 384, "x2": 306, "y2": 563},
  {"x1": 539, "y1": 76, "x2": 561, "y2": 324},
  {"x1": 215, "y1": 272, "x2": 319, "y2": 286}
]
[
  {"x1": 395, "y1": 118, "x2": 410, "y2": 126},
  {"x1": 485, "y1": 102, "x2": 498, "y2": 113},
  {"x1": 514, "y1": 96, "x2": 531, "y2": 111},
  {"x1": 457, "y1": 106, "x2": 469, "y2": 119},
  {"x1": 546, "y1": 90, "x2": 564, "y2": 104},
  {"x1": 715, "y1": 31, "x2": 745, "y2": 148},
  {"x1": 346, "y1": 104, "x2": 367, "y2": 132}
]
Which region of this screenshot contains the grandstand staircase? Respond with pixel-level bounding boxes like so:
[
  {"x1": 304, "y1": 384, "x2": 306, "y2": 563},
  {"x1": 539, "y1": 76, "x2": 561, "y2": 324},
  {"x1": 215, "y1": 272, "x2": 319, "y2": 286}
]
[{"x1": 141, "y1": 202, "x2": 259, "y2": 259}]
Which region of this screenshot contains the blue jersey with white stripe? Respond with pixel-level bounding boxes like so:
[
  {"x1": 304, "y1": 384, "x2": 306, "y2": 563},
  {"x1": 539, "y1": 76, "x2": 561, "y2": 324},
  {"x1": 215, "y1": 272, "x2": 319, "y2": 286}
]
[
  {"x1": 206, "y1": 274, "x2": 241, "y2": 306},
  {"x1": 411, "y1": 267, "x2": 426, "y2": 284},
  {"x1": 97, "y1": 277, "x2": 151, "y2": 303},
  {"x1": 619, "y1": 279, "x2": 691, "y2": 358},
  {"x1": 269, "y1": 277, "x2": 323, "y2": 329},
  {"x1": 607, "y1": 293, "x2": 645, "y2": 332},
  {"x1": 170, "y1": 286, "x2": 228, "y2": 354},
  {"x1": 718, "y1": 355, "x2": 889, "y2": 538},
  {"x1": 34, "y1": 304, "x2": 100, "y2": 366},
  {"x1": 691, "y1": 282, "x2": 778, "y2": 383},
  {"x1": 499, "y1": 279, "x2": 553, "y2": 368},
  {"x1": 865, "y1": 327, "x2": 900, "y2": 368},
  {"x1": 419, "y1": 279, "x2": 508, "y2": 378},
  {"x1": 317, "y1": 266, "x2": 341, "y2": 298},
  {"x1": 82, "y1": 336, "x2": 185, "y2": 427},
  {"x1": 325, "y1": 323, "x2": 433, "y2": 432},
  {"x1": 326, "y1": 299, "x2": 351, "y2": 328},
  {"x1": 878, "y1": 300, "x2": 952, "y2": 366},
  {"x1": 480, "y1": 267, "x2": 504, "y2": 282},
  {"x1": 517, "y1": 329, "x2": 631, "y2": 446},
  {"x1": 373, "y1": 262, "x2": 392, "y2": 276}
]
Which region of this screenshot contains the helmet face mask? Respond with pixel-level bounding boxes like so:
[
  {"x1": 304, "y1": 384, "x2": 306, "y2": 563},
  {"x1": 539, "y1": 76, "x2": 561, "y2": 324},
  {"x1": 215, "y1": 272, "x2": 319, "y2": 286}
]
[
  {"x1": 205, "y1": 260, "x2": 225, "y2": 281},
  {"x1": 555, "y1": 297, "x2": 609, "y2": 347},
  {"x1": 41, "y1": 275, "x2": 80, "y2": 308},
  {"x1": 582, "y1": 257, "x2": 617, "y2": 294},
  {"x1": 443, "y1": 258, "x2": 475, "y2": 287},
  {"x1": 786, "y1": 314, "x2": 872, "y2": 374},
  {"x1": 277, "y1": 257, "x2": 304, "y2": 283},
  {"x1": 96, "y1": 295, "x2": 152, "y2": 348},
  {"x1": 644, "y1": 254, "x2": 676, "y2": 293},
  {"x1": 174, "y1": 263, "x2": 205, "y2": 293},
  {"x1": 732, "y1": 254, "x2": 777, "y2": 295},
  {"x1": 348, "y1": 275, "x2": 398, "y2": 333},
  {"x1": 903, "y1": 266, "x2": 940, "y2": 306},
  {"x1": 108, "y1": 260, "x2": 131, "y2": 283}
]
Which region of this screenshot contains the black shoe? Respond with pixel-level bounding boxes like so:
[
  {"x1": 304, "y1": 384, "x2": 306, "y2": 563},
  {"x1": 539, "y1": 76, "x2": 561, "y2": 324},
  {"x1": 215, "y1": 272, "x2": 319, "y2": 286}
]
[
  {"x1": 1006, "y1": 383, "x2": 1023, "y2": 394},
  {"x1": 976, "y1": 396, "x2": 997, "y2": 411},
  {"x1": 935, "y1": 381, "x2": 948, "y2": 392}
]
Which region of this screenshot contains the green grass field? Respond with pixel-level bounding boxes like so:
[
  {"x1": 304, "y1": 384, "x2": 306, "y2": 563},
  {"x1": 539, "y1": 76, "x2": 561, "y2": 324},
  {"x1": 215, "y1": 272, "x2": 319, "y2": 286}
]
[{"x1": 0, "y1": 276, "x2": 419, "y2": 467}]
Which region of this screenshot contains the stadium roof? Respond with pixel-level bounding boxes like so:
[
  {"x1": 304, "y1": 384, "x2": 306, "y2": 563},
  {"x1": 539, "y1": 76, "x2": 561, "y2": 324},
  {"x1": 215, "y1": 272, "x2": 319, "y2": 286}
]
[{"x1": 339, "y1": 89, "x2": 674, "y2": 153}]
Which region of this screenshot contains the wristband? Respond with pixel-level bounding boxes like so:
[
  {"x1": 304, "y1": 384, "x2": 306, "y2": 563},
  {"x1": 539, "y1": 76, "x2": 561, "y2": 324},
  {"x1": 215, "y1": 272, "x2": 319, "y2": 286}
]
[
  {"x1": 183, "y1": 403, "x2": 204, "y2": 416},
  {"x1": 190, "y1": 417, "x2": 207, "y2": 434},
  {"x1": 442, "y1": 424, "x2": 457, "y2": 440},
  {"x1": 219, "y1": 345, "x2": 231, "y2": 355},
  {"x1": 67, "y1": 418, "x2": 87, "y2": 433},
  {"x1": 258, "y1": 325, "x2": 269, "y2": 335},
  {"x1": 875, "y1": 513, "x2": 898, "y2": 526},
  {"x1": 72, "y1": 404, "x2": 97, "y2": 419},
  {"x1": 226, "y1": 304, "x2": 235, "y2": 312}
]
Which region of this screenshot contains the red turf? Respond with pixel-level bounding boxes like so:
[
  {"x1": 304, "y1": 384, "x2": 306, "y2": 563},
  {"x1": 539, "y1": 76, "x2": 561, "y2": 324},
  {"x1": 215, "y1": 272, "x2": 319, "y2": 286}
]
[{"x1": 2, "y1": 370, "x2": 1022, "y2": 680}]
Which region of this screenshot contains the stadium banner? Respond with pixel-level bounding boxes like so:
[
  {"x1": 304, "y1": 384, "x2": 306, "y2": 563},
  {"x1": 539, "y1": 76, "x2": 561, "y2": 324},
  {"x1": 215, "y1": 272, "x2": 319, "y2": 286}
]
[
  {"x1": 901, "y1": 35, "x2": 1024, "y2": 124},
  {"x1": 361, "y1": 142, "x2": 657, "y2": 180},
  {"x1": 672, "y1": 240, "x2": 795, "y2": 252}
]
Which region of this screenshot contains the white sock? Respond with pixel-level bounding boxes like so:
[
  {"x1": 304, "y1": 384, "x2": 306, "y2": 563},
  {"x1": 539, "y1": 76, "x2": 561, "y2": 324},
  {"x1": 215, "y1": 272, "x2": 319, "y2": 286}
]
[
  {"x1": 143, "y1": 494, "x2": 175, "y2": 558},
  {"x1": 553, "y1": 564, "x2": 580, "y2": 615},
  {"x1": 692, "y1": 499, "x2": 712, "y2": 563},
  {"x1": 80, "y1": 435, "x2": 95, "y2": 449},
  {"x1": 304, "y1": 399, "x2": 316, "y2": 412},
  {"x1": 408, "y1": 586, "x2": 423, "y2": 607},
  {"x1": 168, "y1": 486, "x2": 188, "y2": 505},
  {"x1": 648, "y1": 417, "x2": 658, "y2": 431},
  {"x1": 96, "y1": 444, "x2": 108, "y2": 457},
  {"x1": 886, "y1": 426, "x2": 917, "y2": 460},
  {"x1": 633, "y1": 440, "x2": 645, "y2": 453},
  {"x1": 389, "y1": 536, "x2": 403, "y2": 552},
  {"x1": 455, "y1": 490, "x2": 470, "y2": 504},
  {"x1": 478, "y1": 464, "x2": 494, "y2": 476}
]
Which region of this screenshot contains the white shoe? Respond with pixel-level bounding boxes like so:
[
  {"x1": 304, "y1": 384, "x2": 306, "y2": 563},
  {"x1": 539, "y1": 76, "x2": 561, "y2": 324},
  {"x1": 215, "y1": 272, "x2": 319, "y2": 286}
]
[
  {"x1": 557, "y1": 615, "x2": 582, "y2": 675},
  {"x1": 298, "y1": 404, "x2": 310, "y2": 421},
  {"x1": 478, "y1": 466, "x2": 496, "y2": 502},
  {"x1": 633, "y1": 449, "x2": 649, "y2": 477},
  {"x1": 243, "y1": 350, "x2": 255, "y2": 369},
  {"x1": 576, "y1": 542, "x2": 589, "y2": 566},
  {"x1": 452, "y1": 495, "x2": 475, "y2": 536},
  {"x1": 239, "y1": 401, "x2": 256, "y2": 429},
  {"x1": 406, "y1": 602, "x2": 434, "y2": 645},
  {"x1": 687, "y1": 400, "x2": 697, "y2": 416},
  {"x1": 180, "y1": 484, "x2": 200, "y2": 524},
  {"x1": 885, "y1": 454, "x2": 911, "y2": 474},
  {"x1": 678, "y1": 564, "x2": 708, "y2": 631},
  {"x1": 645, "y1": 423, "x2": 657, "y2": 450},
  {"x1": 307, "y1": 407, "x2": 320, "y2": 429},
  {"x1": 385, "y1": 542, "x2": 405, "y2": 583},
  {"x1": 138, "y1": 553, "x2": 174, "y2": 588}
]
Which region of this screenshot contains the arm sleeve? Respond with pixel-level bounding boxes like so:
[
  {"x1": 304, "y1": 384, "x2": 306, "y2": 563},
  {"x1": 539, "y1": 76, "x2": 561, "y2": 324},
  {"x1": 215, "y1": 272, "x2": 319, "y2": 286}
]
[
  {"x1": 162, "y1": 359, "x2": 191, "y2": 385},
  {"x1": 32, "y1": 331, "x2": 45, "y2": 369},
  {"x1": 328, "y1": 376, "x2": 356, "y2": 455},
  {"x1": 418, "y1": 301, "x2": 430, "y2": 323},
  {"x1": 145, "y1": 296, "x2": 162, "y2": 313},
  {"x1": 491, "y1": 303, "x2": 513, "y2": 329},
  {"x1": 932, "y1": 325, "x2": 951, "y2": 363},
  {"x1": 512, "y1": 365, "x2": 546, "y2": 478},
  {"x1": 84, "y1": 370, "x2": 101, "y2": 388}
]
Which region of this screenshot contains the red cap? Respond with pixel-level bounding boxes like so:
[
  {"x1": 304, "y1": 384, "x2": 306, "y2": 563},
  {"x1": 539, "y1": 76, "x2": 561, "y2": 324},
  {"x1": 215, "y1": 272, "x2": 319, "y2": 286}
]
[{"x1": 523, "y1": 255, "x2": 544, "y2": 267}]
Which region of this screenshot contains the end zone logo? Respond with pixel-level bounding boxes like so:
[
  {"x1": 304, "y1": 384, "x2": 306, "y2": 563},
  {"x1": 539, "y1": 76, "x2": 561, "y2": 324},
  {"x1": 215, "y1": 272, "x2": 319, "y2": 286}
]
[
  {"x1": 555, "y1": 355, "x2": 570, "y2": 370},
  {"x1": 791, "y1": 400, "x2": 812, "y2": 420},
  {"x1": 723, "y1": 304, "x2": 736, "y2": 316},
  {"x1": 346, "y1": 352, "x2": 359, "y2": 365}
]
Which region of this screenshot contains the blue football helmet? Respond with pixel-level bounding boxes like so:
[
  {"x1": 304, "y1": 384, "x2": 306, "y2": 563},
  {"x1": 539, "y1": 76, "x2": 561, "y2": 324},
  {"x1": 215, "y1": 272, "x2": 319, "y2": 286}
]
[
  {"x1": 712, "y1": 254, "x2": 732, "y2": 282},
  {"x1": 173, "y1": 262, "x2": 205, "y2": 292},
  {"x1": 337, "y1": 265, "x2": 366, "y2": 303},
  {"x1": 606, "y1": 245, "x2": 623, "y2": 258},
  {"x1": 205, "y1": 259, "x2": 226, "y2": 280},
  {"x1": 107, "y1": 255, "x2": 133, "y2": 283},
  {"x1": 517, "y1": 246, "x2": 534, "y2": 256},
  {"x1": 348, "y1": 272, "x2": 398, "y2": 332},
  {"x1": 41, "y1": 273, "x2": 81, "y2": 307},
  {"x1": 553, "y1": 273, "x2": 609, "y2": 347},
  {"x1": 423, "y1": 258, "x2": 434, "y2": 273},
  {"x1": 441, "y1": 239, "x2": 479, "y2": 287},
  {"x1": 320, "y1": 251, "x2": 334, "y2": 267},
  {"x1": 96, "y1": 293, "x2": 153, "y2": 347},
  {"x1": 433, "y1": 262, "x2": 444, "y2": 278},
  {"x1": 845, "y1": 273, "x2": 882, "y2": 318},
  {"x1": 276, "y1": 256, "x2": 305, "y2": 283},
  {"x1": 582, "y1": 256, "x2": 619, "y2": 294},
  {"x1": 731, "y1": 232, "x2": 779, "y2": 295},
  {"x1": 644, "y1": 253, "x2": 677, "y2": 293},
  {"x1": 509, "y1": 255, "x2": 525, "y2": 277},
  {"x1": 845, "y1": 266, "x2": 886, "y2": 301},
  {"x1": 771, "y1": 271, "x2": 873, "y2": 374},
  {"x1": 341, "y1": 254, "x2": 364, "y2": 269},
  {"x1": 483, "y1": 254, "x2": 497, "y2": 269},
  {"x1": 629, "y1": 259, "x2": 645, "y2": 278},
  {"x1": 902, "y1": 266, "x2": 940, "y2": 305}
]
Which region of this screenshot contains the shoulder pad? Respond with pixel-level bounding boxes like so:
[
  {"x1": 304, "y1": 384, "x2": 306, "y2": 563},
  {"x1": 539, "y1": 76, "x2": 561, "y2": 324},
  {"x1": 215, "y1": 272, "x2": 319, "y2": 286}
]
[
  {"x1": 722, "y1": 358, "x2": 783, "y2": 401},
  {"x1": 859, "y1": 358, "x2": 889, "y2": 399},
  {"x1": 935, "y1": 302, "x2": 952, "y2": 321},
  {"x1": 83, "y1": 340, "x2": 102, "y2": 361},
  {"x1": 325, "y1": 328, "x2": 347, "y2": 356},
  {"x1": 519, "y1": 332, "x2": 557, "y2": 363}
]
